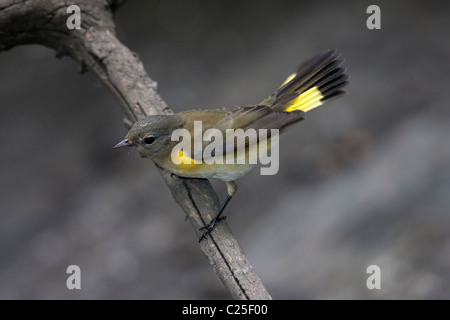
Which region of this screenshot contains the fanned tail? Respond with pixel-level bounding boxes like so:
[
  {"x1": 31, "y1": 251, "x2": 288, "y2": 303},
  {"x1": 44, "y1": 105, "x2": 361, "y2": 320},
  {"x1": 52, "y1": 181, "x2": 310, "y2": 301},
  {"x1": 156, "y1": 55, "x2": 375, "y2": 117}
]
[{"x1": 261, "y1": 49, "x2": 348, "y2": 113}]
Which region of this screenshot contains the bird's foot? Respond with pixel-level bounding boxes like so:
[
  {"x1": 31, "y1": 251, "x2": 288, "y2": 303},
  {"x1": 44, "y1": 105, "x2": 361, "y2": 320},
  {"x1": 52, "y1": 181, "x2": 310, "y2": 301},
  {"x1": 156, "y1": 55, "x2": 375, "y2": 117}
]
[{"x1": 198, "y1": 216, "x2": 227, "y2": 242}]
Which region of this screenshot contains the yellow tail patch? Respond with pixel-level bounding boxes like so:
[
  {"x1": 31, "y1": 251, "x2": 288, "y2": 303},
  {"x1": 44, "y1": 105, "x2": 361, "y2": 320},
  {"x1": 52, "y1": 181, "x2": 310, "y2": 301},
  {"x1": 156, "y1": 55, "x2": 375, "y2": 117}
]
[
  {"x1": 279, "y1": 73, "x2": 297, "y2": 88},
  {"x1": 285, "y1": 87, "x2": 324, "y2": 112}
]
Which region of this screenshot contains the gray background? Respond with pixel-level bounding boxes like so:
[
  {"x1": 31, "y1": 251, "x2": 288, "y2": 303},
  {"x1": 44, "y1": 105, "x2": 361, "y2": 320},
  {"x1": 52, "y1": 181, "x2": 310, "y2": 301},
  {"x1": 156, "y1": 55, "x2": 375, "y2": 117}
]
[{"x1": 1, "y1": 0, "x2": 449, "y2": 299}]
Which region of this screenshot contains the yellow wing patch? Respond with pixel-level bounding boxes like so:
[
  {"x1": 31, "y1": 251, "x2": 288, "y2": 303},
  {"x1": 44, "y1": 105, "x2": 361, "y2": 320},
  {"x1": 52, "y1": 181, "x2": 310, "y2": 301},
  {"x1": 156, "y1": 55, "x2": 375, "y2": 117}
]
[{"x1": 285, "y1": 87, "x2": 324, "y2": 112}]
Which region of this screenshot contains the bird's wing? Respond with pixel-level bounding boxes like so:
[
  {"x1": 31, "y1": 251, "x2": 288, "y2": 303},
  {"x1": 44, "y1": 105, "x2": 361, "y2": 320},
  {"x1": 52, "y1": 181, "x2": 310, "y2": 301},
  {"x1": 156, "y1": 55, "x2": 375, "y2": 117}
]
[{"x1": 201, "y1": 105, "x2": 304, "y2": 160}]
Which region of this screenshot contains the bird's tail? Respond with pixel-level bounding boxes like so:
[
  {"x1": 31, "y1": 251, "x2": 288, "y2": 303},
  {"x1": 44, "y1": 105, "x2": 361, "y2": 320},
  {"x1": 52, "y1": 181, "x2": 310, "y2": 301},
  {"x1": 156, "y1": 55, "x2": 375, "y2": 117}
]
[{"x1": 261, "y1": 49, "x2": 348, "y2": 113}]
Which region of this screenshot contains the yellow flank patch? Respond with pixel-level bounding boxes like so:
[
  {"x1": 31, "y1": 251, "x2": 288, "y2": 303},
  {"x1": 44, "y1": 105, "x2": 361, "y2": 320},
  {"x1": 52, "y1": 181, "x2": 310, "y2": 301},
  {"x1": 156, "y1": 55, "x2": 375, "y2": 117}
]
[
  {"x1": 285, "y1": 86, "x2": 324, "y2": 112},
  {"x1": 177, "y1": 151, "x2": 196, "y2": 166},
  {"x1": 279, "y1": 73, "x2": 297, "y2": 88}
]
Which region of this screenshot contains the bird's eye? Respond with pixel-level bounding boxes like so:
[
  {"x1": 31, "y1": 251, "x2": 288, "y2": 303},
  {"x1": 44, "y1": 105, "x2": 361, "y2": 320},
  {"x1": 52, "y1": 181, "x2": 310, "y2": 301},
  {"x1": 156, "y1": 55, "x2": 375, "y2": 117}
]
[{"x1": 143, "y1": 136, "x2": 156, "y2": 145}]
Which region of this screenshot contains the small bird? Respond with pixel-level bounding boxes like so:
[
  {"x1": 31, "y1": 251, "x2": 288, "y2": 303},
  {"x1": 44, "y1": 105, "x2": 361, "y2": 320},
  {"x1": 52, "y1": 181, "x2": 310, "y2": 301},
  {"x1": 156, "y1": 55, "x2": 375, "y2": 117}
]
[{"x1": 114, "y1": 49, "x2": 348, "y2": 241}]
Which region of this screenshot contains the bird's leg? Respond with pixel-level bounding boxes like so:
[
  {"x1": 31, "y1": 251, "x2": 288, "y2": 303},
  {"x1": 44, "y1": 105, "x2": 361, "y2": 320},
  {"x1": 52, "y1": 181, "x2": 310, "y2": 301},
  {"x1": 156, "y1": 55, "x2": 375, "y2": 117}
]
[{"x1": 199, "y1": 181, "x2": 237, "y2": 242}]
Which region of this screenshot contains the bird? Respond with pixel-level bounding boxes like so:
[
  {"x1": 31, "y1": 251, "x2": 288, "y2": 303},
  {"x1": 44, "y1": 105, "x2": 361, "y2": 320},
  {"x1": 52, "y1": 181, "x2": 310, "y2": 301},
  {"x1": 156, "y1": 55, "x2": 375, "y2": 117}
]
[{"x1": 114, "y1": 49, "x2": 348, "y2": 241}]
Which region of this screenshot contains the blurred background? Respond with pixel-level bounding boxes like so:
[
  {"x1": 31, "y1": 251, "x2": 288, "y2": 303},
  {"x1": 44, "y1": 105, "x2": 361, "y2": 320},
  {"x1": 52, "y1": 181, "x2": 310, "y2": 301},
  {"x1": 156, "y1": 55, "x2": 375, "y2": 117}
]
[{"x1": 1, "y1": 0, "x2": 449, "y2": 299}]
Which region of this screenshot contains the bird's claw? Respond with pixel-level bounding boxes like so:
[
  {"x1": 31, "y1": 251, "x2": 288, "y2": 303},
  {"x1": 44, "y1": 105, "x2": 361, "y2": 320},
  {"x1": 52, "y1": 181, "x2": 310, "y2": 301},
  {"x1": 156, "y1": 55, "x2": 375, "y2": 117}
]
[{"x1": 198, "y1": 216, "x2": 227, "y2": 242}]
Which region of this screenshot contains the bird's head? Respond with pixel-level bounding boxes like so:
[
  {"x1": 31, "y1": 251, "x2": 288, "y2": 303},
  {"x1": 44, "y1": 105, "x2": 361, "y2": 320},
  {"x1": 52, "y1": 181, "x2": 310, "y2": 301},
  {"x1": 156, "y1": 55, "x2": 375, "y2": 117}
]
[{"x1": 114, "y1": 115, "x2": 184, "y2": 158}]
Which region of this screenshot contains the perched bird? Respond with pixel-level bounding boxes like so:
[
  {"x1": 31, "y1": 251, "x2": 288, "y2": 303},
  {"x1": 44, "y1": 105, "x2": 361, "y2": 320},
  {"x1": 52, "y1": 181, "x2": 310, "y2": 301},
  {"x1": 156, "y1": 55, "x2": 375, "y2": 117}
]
[{"x1": 115, "y1": 49, "x2": 348, "y2": 241}]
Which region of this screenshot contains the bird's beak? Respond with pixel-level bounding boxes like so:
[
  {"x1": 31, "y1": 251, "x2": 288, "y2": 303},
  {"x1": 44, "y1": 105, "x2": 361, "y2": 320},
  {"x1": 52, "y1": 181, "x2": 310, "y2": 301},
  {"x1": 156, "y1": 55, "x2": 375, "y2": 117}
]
[{"x1": 113, "y1": 138, "x2": 132, "y2": 149}]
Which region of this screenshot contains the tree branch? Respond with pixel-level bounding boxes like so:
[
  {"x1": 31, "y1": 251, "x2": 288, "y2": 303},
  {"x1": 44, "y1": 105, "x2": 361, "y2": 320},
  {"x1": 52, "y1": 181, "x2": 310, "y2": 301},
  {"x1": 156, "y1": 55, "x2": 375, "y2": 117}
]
[{"x1": 0, "y1": 0, "x2": 271, "y2": 299}]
